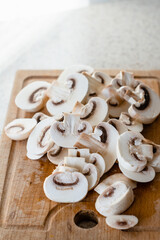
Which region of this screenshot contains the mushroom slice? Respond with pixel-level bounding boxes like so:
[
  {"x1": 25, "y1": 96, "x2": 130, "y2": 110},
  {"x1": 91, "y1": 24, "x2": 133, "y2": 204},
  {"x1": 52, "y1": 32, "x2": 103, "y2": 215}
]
[
  {"x1": 74, "y1": 123, "x2": 119, "y2": 173},
  {"x1": 73, "y1": 97, "x2": 108, "y2": 127},
  {"x1": 5, "y1": 118, "x2": 37, "y2": 140},
  {"x1": 117, "y1": 131, "x2": 153, "y2": 172},
  {"x1": 64, "y1": 157, "x2": 99, "y2": 190},
  {"x1": 108, "y1": 119, "x2": 128, "y2": 135},
  {"x1": 83, "y1": 72, "x2": 105, "y2": 98},
  {"x1": 50, "y1": 113, "x2": 92, "y2": 148},
  {"x1": 121, "y1": 84, "x2": 160, "y2": 124},
  {"x1": 53, "y1": 166, "x2": 78, "y2": 173},
  {"x1": 46, "y1": 73, "x2": 89, "y2": 116},
  {"x1": 95, "y1": 181, "x2": 134, "y2": 217},
  {"x1": 106, "y1": 215, "x2": 138, "y2": 230},
  {"x1": 43, "y1": 171, "x2": 88, "y2": 203},
  {"x1": 112, "y1": 71, "x2": 139, "y2": 90},
  {"x1": 92, "y1": 71, "x2": 112, "y2": 85},
  {"x1": 27, "y1": 117, "x2": 55, "y2": 156},
  {"x1": 93, "y1": 122, "x2": 119, "y2": 172},
  {"x1": 47, "y1": 144, "x2": 68, "y2": 165},
  {"x1": 149, "y1": 143, "x2": 160, "y2": 172},
  {"x1": 94, "y1": 173, "x2": 137, "y2": 194},
  {"x1": 119, "y1": 164, "x2": 155, "y2": 183},
  {"x1": 103, "y1": 85, "x2": 130, "y2": 118},
  {"x1": 89, "y1": 153, "x2": 105, "y2": 178},
  {"x1": 15, "y1": 81, "x2": 50, "y2": 112},
  {"x1": 68, "y1": 148, "x2": 90, "y2": 161},
  {"x1": 57, "y1": 64, "x2": 94, "y2": 83},
  {"x1": 32, "y1": 112, "x2": 50, "y2": 123},
  {"x1": 26, "y1": 152, "x2": 44, "y2": 160},
  {"x1": 119, "y1": 112, "x2": 143, "y2": 132}
]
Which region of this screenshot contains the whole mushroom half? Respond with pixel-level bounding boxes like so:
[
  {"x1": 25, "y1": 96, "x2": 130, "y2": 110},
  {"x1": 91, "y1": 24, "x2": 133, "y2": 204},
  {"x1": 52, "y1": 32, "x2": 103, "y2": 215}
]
[
  {"x1": 94, "y1": 173, "x2": 137, "y2": 194},
  {"x1": 117, "y1": 131, "x2": 153, "y2": 172},
  {"x1": 119, "y1": 83, "x2": 160, "y2": 124},
  {"x1": 119, "y1": 112, "x2": 143, "y2": 132},
  {"x1": 27, "y1": 117, "x2": 55, "y2": 158},
  {"x1": 95, "y1": 181, "x2": 134, "y2": 217},
  {"x1": 5, "y1": 118, "x2": 37, "y2": 140},
  {"x1": 50, "y1": 113, "x2": 92, "y2": 148},
  {"x1": 106, "y1": 215, "x2": 138, "y2": 230},
  {"x1": 73, "y1": 97, "x2": 108, "y2": 127},
  {"x1": 43, "y1": 171, "x2": 88, "y2": 203},
  {"x1": 15, "y1": 81, "x2": 50, "y2": 112},
  {"x1": 46, "y1": 73, "x2": 89, "y2": 116}
]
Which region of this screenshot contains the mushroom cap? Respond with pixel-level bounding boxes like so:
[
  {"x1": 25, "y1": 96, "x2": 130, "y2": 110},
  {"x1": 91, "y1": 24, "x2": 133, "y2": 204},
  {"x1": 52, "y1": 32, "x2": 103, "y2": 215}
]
[
  {"x1": 95, "y1": 181, "x2": 134, "y2": 217},
  {"x1": 46, "y1": 73, "x2": 89, "y2": 116},
  {"x1": 15, "y1": 81, "x2": 50, "y2": 112},
  {"x1": 43, "y1": 171, "x2": 88, "y2": 203},
  {"x1": 73, "y1": 97, "x2": 108, "y2": 127},
  {"x1": 5, "y1": 118, "x2": 37, "y2": 140},
  {"x1": 93, "y1": 122, "x2": 119, "y2": 172},
  {"x1": 106, "y1": 215, "x2": 138, "y2": 230},
  {"x1": 32, "y1": 112, "x2": 49, "y2": 123},
  {"x1": 27, "y1": 117, "x2": 55, "y2": 156},
  {"x1": 94, "y1": 173, "x2": 137, "y2": 194},
  {"x1": 47, "y1": 145, "x2": 68, "y2": 165},
  {"x1": 108, "y1": 119, "x2": 128, "y2": 135},
  {"x1": 57, "y1": 64, "x2": 94, "y2": 83},
  {"x1": 119, "y1": 112, "x2": 143, "y2": 132},
  {"x1": 26, "y1": 152, "x2": 44, "y2": 160},
  {"x1": 128, "y1": 84, "x2": 160, "y2": 124},
  {"x1": 117, "y1": 131, "x2": 152, "y2": 172},
  {"x1": 149, "y1": 144, "x2": 160, "y2": 172},
  {"x1": 119, "y1": 164, "x2": 155, "y2": 182},
  {"x1": 50, "y1": 113, "x2": 92, "y2": 148}
]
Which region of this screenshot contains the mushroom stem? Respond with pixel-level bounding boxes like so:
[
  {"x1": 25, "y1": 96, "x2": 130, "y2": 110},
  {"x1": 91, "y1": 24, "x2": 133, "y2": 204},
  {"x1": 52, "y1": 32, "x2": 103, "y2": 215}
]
[{"x1": 74, "y1": 133, "x2": 106, "y2": 154}]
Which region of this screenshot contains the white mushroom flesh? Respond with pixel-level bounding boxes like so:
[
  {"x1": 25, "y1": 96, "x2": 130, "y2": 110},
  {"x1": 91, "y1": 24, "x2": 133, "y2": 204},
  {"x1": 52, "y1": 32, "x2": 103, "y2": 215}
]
[
  {"x1": 119, "y1": 112, "x2": 143, "y2": 132},
  {"x1": 106, "y1": 215, "x2": 138, "y2": 230},
  {"x1": 47, "y1": 144, "x2": 68, "y2": 165},
  {"x1": 5, "y1": 118, "x2": 37, "y2": 140}
]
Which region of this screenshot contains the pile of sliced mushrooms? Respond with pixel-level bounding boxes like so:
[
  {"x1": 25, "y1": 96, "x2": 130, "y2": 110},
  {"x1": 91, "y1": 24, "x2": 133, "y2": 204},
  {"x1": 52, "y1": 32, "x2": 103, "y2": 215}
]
[{"x1": 5, "y1": 65, "x2": 160, "y2": 230}]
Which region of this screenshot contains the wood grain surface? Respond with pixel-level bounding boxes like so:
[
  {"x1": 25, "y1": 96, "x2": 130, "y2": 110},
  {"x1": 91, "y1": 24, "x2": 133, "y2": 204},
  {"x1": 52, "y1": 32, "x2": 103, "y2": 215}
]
[{"x1": 0, "y1": 70, "x2": 160, "y2": 240}]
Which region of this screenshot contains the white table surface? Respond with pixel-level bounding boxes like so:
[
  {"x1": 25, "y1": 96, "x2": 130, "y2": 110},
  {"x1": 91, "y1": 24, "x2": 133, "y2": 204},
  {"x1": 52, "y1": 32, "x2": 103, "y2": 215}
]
[{"x1": 0, "y1": 0, "x2": 160, "y2": 133}]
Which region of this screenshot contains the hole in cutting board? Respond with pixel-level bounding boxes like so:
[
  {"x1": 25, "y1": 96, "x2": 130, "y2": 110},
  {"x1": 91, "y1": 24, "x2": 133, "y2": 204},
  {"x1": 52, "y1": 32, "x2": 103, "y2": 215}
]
[{"x1": 74, "y1": 210, "x2": 98, "y2": 229}]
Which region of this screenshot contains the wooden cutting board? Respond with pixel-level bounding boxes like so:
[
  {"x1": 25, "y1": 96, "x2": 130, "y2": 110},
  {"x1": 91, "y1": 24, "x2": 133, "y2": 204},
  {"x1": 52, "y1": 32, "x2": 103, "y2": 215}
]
[{"x1": 0, "y1": 70, "x2": 160, "y2": 240}]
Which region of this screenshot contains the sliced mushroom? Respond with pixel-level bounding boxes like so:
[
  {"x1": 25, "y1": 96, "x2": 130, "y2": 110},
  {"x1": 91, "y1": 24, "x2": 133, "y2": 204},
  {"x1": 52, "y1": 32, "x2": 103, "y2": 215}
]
[
  {"x1": 89, "y1": 153, "x2": 106, "y2": 178},
  {"x1": 74, "y1": 123, "x2": 119, "y2": 173},
  {"x1": 103, "y1": 85, "x2": 130, "y2": 118},
  {"x1": 92, "y1": 71, "x2": 112, "y2": 85},
  {"x1": 15, "y1": 81, "x2": 50, "y2": 112},
  {"x1": 119, "y1": 164, "x2": 155, "y2": 182},
  {"x1": 53, "y1": 165, "x2": 78, "y2": 173},
  {"x1": 117, "y1": 131, "x2": 153, "y2": 172},
  {"x1": 94, "y1": 173, "x2": 137, "y2": 194},
  {"x1": 106, "y1": 215, "x2": 138, "y2": 230},
  {"x1": 119, "y1": 112, "x2": 143, "y2": 132},
  {"x1": 68, "y1": 148, "x2": 90, "y2": 161},
  {"x1": 47, "y1": 144, "x2": 68, "y2": 165},
  {"x1": 32, "y1": 112, "x2": 49, "y2": 123},
  {"x1": 83, "y1": 72, "x2": 105, "y2": 98},
  {"x1": 27, "y1": 117, "x2": 55, "y2": 157},
  {"x1": 95, "y1": 181, "x2": 134, "y2": 217},
  {"x1": 73, "y1": 97, "x2": 108, "y2": 127},
  {"x1": 26, "y1": 152, "x2": 44, "y2": 160},
  {"x1": 63, "y1": 157, "x2": 99, "y2": 190},
  {"x1": 5, "y1": 118, "x2": 37, "y2": 140},
  {"x1": 43, "y1": 171, "x2": 88, "y2": 203},
  {"x1": 46, "y1": 73, "x2": 89, "y2": 116},
  {"x1": 57, "y1": 64, "x2": 94, "y2": 83},
  {"x1": 50, "y1": 113, "x2": 92, "y2": 148},
  {"x1": 108, "y1": 119, "x2": 128, "y2": 135},
  {"x1": 149, "y1": 144, "x2": 160, "y2": 172},
  {"x1": 120, "y1": 84, "x2": 160, "y2": 124},
  {"x1": 112, "y1": 71, "x2": 139, "y2": 90}
]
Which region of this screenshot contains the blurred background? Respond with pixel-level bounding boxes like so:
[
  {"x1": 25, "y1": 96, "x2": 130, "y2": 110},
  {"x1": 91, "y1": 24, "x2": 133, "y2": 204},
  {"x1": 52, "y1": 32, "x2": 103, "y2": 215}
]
[{"x1": 0, "y1": 0, "x2": 160, "y2": 133}]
